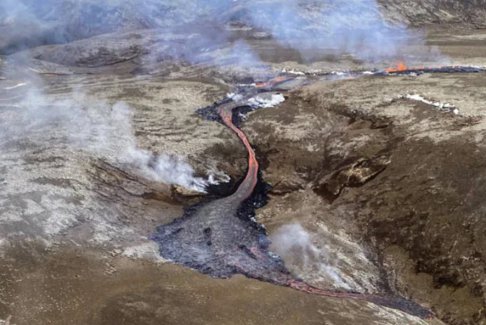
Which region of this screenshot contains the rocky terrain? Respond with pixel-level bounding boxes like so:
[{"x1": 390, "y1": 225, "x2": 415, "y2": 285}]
[
  {"x1": 1, "y1": 1, "x2": 486, "y2": 325},
  {"x1": 380, "y1": 0, "x2": 486, "y2": 27}
]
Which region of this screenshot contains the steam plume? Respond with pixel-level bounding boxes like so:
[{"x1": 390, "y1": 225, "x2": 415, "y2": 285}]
[
  {"x1": 270, "y1": 223, "x2": 381, "y2": 292},
  {"x1": 0, "y1": 83, "x2": 209, "y2": 192},
  {"x1": 243, "y1": 0, "x2": 421, "y2": 61},
  {"x1": 1, "y1": 0, "x2": 429, "y2": 64}
]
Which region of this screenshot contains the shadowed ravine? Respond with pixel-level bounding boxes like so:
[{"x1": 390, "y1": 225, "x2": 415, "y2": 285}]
[{"x1": 151, "y1": 80, "x2": 435, "y2": 319}]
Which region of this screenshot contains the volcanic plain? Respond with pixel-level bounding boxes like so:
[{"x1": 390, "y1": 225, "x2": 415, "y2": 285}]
[{"x1": 1, "y1": 14, "x2": 486, "y2": 325}]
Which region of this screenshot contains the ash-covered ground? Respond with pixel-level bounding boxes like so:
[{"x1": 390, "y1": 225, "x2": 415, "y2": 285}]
[{"x1": 1, "y1": 1, "x2": 486, "y2": 325}]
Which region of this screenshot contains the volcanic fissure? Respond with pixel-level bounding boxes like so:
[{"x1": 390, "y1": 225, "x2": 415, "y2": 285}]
[{"x1": 152, "y1": 67, "x2": 486, "y2": 320}]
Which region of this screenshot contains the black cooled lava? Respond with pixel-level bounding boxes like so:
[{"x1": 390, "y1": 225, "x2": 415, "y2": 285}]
[{"x1": 150, "y1": 68, "x2": 485, "y2": 319}]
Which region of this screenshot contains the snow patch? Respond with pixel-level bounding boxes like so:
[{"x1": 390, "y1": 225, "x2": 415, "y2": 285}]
[
  {"x1": 0, "y1": 315, "x2": 13, "y2": 325},
  {"x1": 122, "y1": 241, "x2": 167, "y2": 262},
  {"x1": 281, "y1": 68, "x2": 305, "y2": 76},
  {"x1": 403, "y1": 93, "x2": 459, "y2": 114},
  {"x1": 331, "y1": 71, "x2": 347, "y2": 76},
  {"x1": 41, "y1": 210, "x2": 79, "y2": 236}
]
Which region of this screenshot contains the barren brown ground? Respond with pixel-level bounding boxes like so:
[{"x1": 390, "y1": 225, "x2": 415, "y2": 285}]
[{"x1": 0, "y1": 19, "x2": 485, "y2": 325}]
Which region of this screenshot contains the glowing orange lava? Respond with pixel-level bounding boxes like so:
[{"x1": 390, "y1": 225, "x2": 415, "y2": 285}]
[
  {"x1": 214, "y1": 98, "x2": 434, "y2": 320},
  {"x1": 255, "y1": 75, "x2": 292, "y2": 89},
  {"x1": 218, "y1": 105, "x2": 259, "y2": 201},
  {"x1": 386, "y1": 61, "x2": 408, "y2": 73}
]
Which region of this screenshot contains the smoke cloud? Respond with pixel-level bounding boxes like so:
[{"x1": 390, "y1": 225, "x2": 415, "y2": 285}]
[
  {"x1": 0, "y1": 0, "x2": 435, "y2": 191},
  {"x1": 1, "y1": 0, "x2": 426, "y2": 64},
  {"x1": 243, "y1": 0, "x2": 421, "y2": 61},
  {"x1": 270, "y1": 223, "x2": 353, "y2": 290},
  {"x1": 107, "y1": 102, "x2": 210, "y2": 192},
  {"x1": 0, "y1": 82, "x2": 209, "y2": 192},
  {"x1": 270, "y1": 223, "x2": 381, "y2": 292}
]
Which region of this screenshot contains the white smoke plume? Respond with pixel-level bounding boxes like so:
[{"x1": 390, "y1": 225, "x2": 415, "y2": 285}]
[
  {"x1": 243, "y1": 0, "x2": 423, "y2": 61},
  {"x1": 270, "y1": 223, "x2": 381, "y2": 292},
  {"x1": 100, "y1": 103, "x2": 209, "y2": 192},
  {"x1": 0, "y1": 83, "x2": 209, "y2": 192},
  {"x1": 270, "y1": 223, "x2": 353, "y2": 290},
  {"x1": 1, "y1": 0, "x2": 433, "y2": 64},
  {"x1": 97, "y1": 101, "x2": 210, "y2": 192}
]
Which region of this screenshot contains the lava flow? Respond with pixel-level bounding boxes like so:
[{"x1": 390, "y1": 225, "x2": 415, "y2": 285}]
[
  {"x1": 386, "y1": 61, "x2": 408, "y2": 73},
  {"x1": 383, "y1": 63, "x2": 484, "y2": 75},
  {"x1": 151, "y1": 80, "x2": 434, "y2": 319},
  {"x1": 217, "y1": 103, "x2": 259, "y2": 201},
  {"x1": 152, "y1": 99, "x2": 291, "y2": 282}
]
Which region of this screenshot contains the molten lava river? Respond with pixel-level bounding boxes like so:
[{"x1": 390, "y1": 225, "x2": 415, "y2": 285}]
[{"x1": 152, "y1": 65, "x2": 485, "y2": 320}]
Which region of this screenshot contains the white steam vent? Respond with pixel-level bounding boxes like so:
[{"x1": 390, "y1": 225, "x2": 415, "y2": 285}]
[{"x1": 270, "y1": 223, "x2": 381, "y2": 292}]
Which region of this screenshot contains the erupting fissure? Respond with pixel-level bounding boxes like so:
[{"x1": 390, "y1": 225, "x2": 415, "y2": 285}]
[
  {"x1": 152, "y1": 67, "x2": 486, "y2": 320},
  {"x1": 386, "y1": 61, "x2": 409, "y2": 73}
]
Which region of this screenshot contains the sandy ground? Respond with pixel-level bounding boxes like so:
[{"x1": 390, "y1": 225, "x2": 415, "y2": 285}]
[{"x1": 1, "y1": 24, "x2": 485, "y2": 325}]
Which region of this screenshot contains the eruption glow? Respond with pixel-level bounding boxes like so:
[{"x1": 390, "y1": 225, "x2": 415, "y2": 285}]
[
  {"x1": 0, "y1": 1, "x2": 453, "y2": 320},
  {"x1": 386, "y1": 61, "x2": 408, "y2": 73}
]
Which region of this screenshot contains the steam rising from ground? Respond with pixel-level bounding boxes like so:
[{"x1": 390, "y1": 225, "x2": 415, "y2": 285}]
[
  {"x1": 270, "y1": 224, "x2": 352, "y2": 290},
  {"x1": 90, "y1": 101, "x2": 209, "y2": 192},
  {"x1": 270, "y1": 223, "x2": 381, "y2": 292},
  {"x1": 1, "y1": 0, "x2": 429, "y2": 64},
  {"x1": 0, "y1": 84, "x2": 208, "y2": 192},
  {"x1": 244, "y1": 0, "x2": 421, "y2": 61},
  {"x1": 0, "y1": 0, "x2": 439, "y2": 258}
]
